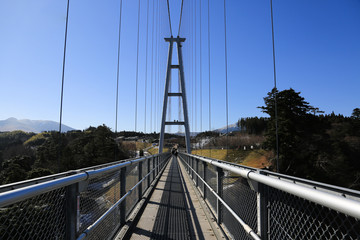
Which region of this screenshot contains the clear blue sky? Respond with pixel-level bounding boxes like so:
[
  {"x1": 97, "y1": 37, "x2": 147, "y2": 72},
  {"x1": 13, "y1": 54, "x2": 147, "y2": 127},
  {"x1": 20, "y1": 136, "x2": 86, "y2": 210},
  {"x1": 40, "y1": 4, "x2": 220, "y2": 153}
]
[{"x1": 0, "y1": 0, "x2": 359, "y2": 133}]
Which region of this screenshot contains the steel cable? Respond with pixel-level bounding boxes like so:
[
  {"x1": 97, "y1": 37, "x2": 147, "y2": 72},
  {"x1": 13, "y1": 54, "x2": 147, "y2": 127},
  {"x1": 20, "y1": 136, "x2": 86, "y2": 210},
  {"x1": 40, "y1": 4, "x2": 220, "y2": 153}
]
[
  {"x1": 58, "y1": 0, "x2": 70, "y2": 172},
  {"x1": 115, "y1": 0, "x2": 123, "y2": 134},
  {"x1": 270, "y1": 0, "x2": 280, "y2": 172},
  {"x1": 166, "y1": 0, "x2": 173, "y2": 36},
  {"x1": 223, "y1": 0, "x2": 229, "y2": 160},
  {"x1": 144, "y1": 0, "x2": 149, "y2": 133},
  {"x1": 135, "y1": 0, "x2": 141, "y2": 132},
  {"x1": 207, "y1": 0, "x2": 212, "y2": 157},
  {"x1": 178, "y1": 0, "x2": 184, "y2": 37}
]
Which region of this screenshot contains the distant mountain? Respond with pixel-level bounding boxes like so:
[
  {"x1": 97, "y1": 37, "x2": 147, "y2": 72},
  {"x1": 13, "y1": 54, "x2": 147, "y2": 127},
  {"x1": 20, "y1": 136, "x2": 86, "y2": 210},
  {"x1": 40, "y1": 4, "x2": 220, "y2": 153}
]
[
  {"x1": 174, "y1": 122, "x2": 240, "y2": 136},
  {"x1": 214, "y1": 123, "x2": 240, "y2": 134},
  {"x1": 0, "y1": 117, "x2": 75, "y2": 133}
]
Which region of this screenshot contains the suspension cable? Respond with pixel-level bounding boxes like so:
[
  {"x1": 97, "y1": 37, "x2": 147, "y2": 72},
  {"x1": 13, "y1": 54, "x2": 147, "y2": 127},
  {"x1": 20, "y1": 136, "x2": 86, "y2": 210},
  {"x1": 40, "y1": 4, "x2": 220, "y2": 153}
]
[
  {"x1": 135, "y1": 0, "x2": 141, "y2": 132},
  {"x1": 144, "y1": 0, "x2": 149, "y2": 133},
  {"x1": 178, "y1": 0, "x2": 184, "y2": 37},
  {"x1": 200, "y1": 0, "x2": 203, "y2": 154},
  {"x1": 223, "y1": 0, "x2": 229, "y2": 159},
  {"x1": 150, "y1": 0, "x2": 155, "y2": 133},
  {"x1": 166, "y1": 0, "x2": 173, "y2": 36},
  {"x1": 59, "y1": 0, "x2": 70, "y2": 135},
  {"x1": 115, "y1": 0, "x2": 123, "y2": 134},
  {"x1": 270, "y1": 0, "x2": 280, "y2": 172},
  {"x1": 58, "y1": 0, "x2": 70, "y2": 172},
  {"x1": 207, "y1": 0, "x2": 212, "y2": 157},
  {"x1": 195, "y1": 0, "x2": 198, "y2": 137}
]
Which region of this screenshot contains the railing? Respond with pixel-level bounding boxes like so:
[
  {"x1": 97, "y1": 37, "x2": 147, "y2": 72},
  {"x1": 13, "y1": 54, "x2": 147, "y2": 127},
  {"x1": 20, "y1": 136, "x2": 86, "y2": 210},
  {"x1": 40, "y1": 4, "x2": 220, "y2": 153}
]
[
  {"x1": 179, "y1": 152, "x2": 360, "y2": 240},
  {"x1": 0, "y1": 153, "x2": 171, "y2": 240}
]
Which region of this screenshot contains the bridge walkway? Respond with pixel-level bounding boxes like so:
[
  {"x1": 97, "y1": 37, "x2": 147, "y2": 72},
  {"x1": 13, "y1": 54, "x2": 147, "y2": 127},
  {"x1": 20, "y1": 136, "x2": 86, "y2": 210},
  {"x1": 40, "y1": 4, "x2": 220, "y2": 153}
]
[{"x1": 127, "y1": 156, "x2": 222, "y2": 240}]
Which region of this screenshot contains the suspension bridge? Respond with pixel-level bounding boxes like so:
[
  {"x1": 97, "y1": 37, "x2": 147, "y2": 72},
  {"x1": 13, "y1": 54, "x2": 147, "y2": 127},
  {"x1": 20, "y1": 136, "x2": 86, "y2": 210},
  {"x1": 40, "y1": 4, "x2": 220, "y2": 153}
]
[{"x1": 1, "y1": 0, "x2": 360, "y2": 239}]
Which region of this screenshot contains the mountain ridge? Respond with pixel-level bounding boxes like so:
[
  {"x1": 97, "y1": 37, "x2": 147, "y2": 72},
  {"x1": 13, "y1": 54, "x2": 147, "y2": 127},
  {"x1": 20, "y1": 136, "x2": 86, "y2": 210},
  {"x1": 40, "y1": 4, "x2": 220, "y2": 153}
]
[{"x1": 0, "y1": 117, "x2": 75, "y2": 133}]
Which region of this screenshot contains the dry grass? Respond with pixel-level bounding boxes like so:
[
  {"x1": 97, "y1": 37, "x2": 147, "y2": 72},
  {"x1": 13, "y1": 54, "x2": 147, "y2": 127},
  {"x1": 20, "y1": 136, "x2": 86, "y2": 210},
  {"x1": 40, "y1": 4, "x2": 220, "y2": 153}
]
[
  {"x1": 147, "y1": 147, "x2": 169, "y2": 155},
  {"x1": 192, "y1": 148, "x2": 272, "y2": 169},
  {"x1": 241, "y1": 149, "x2": 273, "y2": 168}
]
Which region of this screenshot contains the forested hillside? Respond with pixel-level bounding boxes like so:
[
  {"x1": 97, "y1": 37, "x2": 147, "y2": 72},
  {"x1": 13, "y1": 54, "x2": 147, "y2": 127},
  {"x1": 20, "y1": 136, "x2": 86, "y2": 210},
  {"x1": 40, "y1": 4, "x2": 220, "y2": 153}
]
[{"x1": 0, "y1": 125, "x2": 129, "y2": 185}]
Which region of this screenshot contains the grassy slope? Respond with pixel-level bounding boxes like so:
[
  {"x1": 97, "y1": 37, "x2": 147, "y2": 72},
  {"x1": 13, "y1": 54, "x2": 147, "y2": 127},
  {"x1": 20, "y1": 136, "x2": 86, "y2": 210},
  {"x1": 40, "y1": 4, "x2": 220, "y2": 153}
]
[{"x1": 192, "y1": 149, "x2": 272, "y2": 169}]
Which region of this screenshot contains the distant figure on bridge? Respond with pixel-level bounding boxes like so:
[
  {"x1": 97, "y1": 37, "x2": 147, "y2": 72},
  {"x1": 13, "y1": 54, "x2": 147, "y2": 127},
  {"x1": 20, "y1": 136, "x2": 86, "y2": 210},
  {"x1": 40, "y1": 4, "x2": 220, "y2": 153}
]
[{"x1": 171, "y1": 144, "x2": 178, "y2": 156}]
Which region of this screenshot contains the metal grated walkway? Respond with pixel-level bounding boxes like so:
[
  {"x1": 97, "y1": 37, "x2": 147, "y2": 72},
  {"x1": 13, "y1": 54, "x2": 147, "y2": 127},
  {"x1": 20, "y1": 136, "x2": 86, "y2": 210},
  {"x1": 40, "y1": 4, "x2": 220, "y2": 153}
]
[{"x1": 150, "y1": 157, "x2": 191, "y2": 239}]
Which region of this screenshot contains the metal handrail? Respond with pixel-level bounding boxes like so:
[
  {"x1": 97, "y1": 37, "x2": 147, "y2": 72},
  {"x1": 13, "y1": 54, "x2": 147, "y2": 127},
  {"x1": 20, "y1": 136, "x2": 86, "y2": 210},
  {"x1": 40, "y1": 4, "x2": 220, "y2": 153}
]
[
  {"x1": 179, "y1": 155, "x2": 261, "y2": 240},
  {"x1": 180, "y1": 152, "x2": 360, "y2": 220},
  {"x1": 77, "y1": 157, "x2": 168, "y2": 240},
  {"x1": 0, "y1": 154, "x2": 168, "y2": 208}
]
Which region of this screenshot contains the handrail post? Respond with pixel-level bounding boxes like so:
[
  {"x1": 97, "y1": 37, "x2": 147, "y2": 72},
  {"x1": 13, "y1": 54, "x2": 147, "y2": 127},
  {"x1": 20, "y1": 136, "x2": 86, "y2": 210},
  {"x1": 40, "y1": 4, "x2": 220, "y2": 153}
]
[
  {"x1": 65, "y1": 183, "x2": 79, "y2": 240},
  {"x1": 152, "y1": 156, "x2": 155, "y2": 180},
  {"x1": 216, "y1": 166, "x2": 224, "y2": 224},
  {"x1": 120, "y1": 167, "x2": 126, "y2": 225},
  {"x1": 203, "y1": 161, "x2": 207, "y2": 199},
  {"x1": 258, "y1": 170, "x2": 269, "y2": 239},
  {"x1": 147, "y1": 157, "x2": 151, "y2": 188},
  {"x1": 138, "y1": 161, "x2": 143, "y2": 201},
  {"x1": 195, "y1": 158, "x2": 199, "y2": 187},
  {"x1": 191, "y1": 156, "x2": 194, "y2": 179}
]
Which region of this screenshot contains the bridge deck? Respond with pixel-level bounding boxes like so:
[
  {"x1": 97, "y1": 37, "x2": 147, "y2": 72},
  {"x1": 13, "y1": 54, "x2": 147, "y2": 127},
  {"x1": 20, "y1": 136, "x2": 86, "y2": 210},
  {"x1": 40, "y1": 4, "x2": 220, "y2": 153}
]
[{"x1": 128, "y1": 156, "x2": 221, "y2": 240}]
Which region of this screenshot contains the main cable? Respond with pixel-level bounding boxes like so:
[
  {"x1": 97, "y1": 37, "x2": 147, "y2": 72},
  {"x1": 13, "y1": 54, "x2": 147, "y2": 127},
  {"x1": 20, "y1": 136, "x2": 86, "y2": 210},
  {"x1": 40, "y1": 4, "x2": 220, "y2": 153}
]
[
  {"x1": 178, "y1": 0, "x2": 184, "y2": 36},
  {"x1": 166, "y1": 0, "x2": 173, "y2": 36},
  {"x1": 223, "y1": 0, "x2": 229, "y2": 160},
  {"x1": 270, "y1": 0, "x2": 280, "y2": 172},
  {"x1": 115, "y1": 0, "x2": 123, "y2": 134}
]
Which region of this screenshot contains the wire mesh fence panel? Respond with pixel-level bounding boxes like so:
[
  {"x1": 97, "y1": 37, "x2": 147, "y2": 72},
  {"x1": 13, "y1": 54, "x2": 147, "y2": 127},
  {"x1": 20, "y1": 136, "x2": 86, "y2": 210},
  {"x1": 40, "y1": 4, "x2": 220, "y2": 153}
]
[
  {"x1": 86, "y1": 207, "x2": 120, "y2": 240},
  {"x1": 268, "y1": 186, "x2": 360, "y2": 240},
  {"x1": 79, "y1": 171, "x2": 120, "y2": 233},
  {"x1": 205, "y1": 163, "x2": 217, "y2": 214},
  {"x1": 125, "y1": 164, "x2": 139, "y2": 216},
  {"x1": 0, "y1": 187, "x2": 66, "y2": 240},
  {"x1": 222, "y1": 173, "x2": 257, "y2": 240}
]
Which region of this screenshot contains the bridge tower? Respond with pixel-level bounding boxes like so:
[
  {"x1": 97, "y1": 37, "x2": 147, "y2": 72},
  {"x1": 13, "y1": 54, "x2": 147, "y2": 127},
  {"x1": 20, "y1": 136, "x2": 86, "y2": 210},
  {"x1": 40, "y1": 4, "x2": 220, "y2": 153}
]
[{"x1": 159, "y1": 37, "x2": 191, "y2": 153}]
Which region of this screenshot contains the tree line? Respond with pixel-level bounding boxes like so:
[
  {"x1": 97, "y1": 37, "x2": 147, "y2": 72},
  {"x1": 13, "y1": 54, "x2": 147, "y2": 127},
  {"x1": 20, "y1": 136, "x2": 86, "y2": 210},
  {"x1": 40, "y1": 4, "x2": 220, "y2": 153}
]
[
  {"x1": 260, "y1": 88, "x2": 360, "y2": 190},
  {"x1": 0, "y1": 125, "x2": 130, "y2": 185}
]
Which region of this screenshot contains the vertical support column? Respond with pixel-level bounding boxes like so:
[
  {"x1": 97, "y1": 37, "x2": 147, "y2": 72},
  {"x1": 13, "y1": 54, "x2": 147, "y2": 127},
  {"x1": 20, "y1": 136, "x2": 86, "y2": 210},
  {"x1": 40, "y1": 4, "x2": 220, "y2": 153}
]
[
  {"x1": 120, "y1": 167, "x2": 127, "y2": 225},
  {"x1": 65, "y1": 183, "x2": 79, "y2": 240},
  {"x1": 257, "y1": 171, "x2": 269, "y2": 239},
  {"x1": 159, "y1": 40, "x2": 174, "y2": 153},
  {"x1": 138, "y1": 161, "x2": 143, "y2": 201},
  {"x1": 216, "y1": 167, "x2": 224, "y2": 224},
  {"x1": 176, "y1": 38, "x2": 191, "y2": 154},
  {"x1": 203, "y1": 161, "x2": 207, "y2": 199}
]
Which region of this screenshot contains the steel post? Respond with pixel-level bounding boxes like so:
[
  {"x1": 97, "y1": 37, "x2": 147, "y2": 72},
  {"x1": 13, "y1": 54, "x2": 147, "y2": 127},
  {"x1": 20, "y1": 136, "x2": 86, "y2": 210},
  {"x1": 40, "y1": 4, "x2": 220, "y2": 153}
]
[
  {"x1": 258, "y1": 171, "x2": 269, "y2": 239},
  {"x1": 65, "y1": 183, "x2": 79, "y2": 240},
  {"x1": 120, "y1": 167, "x2": 126, "y2": 225},
  {"x1": 216, "y1": 167, "x2": 224, "y2": 224},
  {"x1": 203, "y1": 161, "x2": 207, "y2": 199},
  {"x1": 147, "y1": 157, "x2": 151, "y2": 189},
  {"x1": 138, "y1": 162, "x2": 142, "y2": 201}
]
